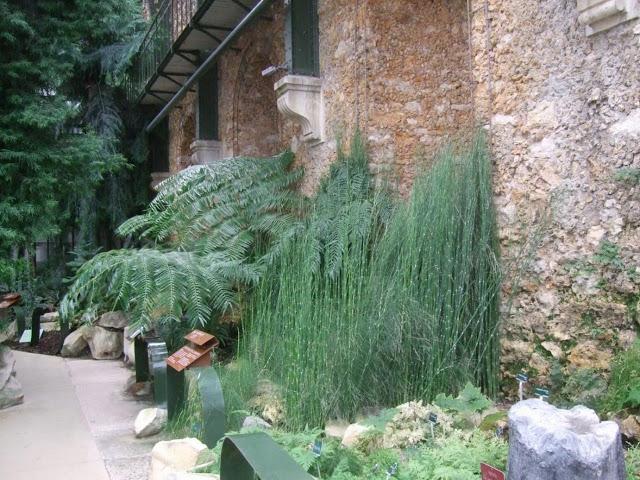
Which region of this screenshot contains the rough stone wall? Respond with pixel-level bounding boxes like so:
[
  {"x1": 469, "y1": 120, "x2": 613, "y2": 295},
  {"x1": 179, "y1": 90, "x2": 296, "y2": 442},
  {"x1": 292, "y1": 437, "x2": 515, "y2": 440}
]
[
  {"x1": 160, "y1": 0, "x2": 640, "y2": 395},
  {"x1": 215, "y1": 4, "x2": 289, "y2": 159},
  {"x1": 311, "y1": 0, "x2": 474, "y2": 194},
  {"x1": 469, "y1": 0, "x2": 640, "y2": 395},
  {"x1": 167, "y1": 92, "x2": 196, "y2": 173}
]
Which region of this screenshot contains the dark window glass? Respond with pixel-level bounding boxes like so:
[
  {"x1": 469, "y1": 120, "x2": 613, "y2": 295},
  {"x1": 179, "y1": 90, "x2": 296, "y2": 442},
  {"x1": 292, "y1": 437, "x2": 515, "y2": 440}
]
[{"x1": 290, "y1": 0, "x2": 319, "y2": 76}]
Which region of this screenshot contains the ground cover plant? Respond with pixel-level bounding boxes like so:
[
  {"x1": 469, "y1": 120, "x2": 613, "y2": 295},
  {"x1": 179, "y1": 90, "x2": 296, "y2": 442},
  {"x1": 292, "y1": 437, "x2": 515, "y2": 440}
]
[{"x1": 241, "y1": 133, "x2": 501, "y2": 428}]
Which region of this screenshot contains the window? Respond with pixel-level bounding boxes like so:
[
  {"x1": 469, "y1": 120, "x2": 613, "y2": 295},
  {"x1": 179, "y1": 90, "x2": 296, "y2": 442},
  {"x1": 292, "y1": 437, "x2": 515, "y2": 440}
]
[
  {"x1": 197, "y1": 64, "x2": 219, "y2": 141},
  {"x1": 287, "y1": 0, "x2": 319, "y2": 76}
]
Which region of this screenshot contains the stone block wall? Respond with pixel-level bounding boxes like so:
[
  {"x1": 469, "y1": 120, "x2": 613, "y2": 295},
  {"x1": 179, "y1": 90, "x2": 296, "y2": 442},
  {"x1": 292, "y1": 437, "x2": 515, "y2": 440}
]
[
  {"x1": 160, "y1": 0, "x2": 640, "y2": 394},
  {"x1": 469, "y1": 0, "x2": 640, "y2": 394}
]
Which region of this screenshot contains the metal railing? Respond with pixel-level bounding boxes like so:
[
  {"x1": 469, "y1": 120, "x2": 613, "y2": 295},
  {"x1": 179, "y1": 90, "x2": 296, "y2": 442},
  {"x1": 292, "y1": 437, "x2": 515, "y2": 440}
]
[{"x1": 127, "y1": 0, "x2": 203, "y2": 102}]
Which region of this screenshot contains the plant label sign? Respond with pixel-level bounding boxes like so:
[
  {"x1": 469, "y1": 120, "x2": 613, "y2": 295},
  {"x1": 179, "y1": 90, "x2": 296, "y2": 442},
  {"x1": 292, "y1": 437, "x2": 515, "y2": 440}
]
[
  {"x1": 312, "y1": 439, "x2": 322, "y2": 457},
  {"x1": 516, "y1": 372, "x2": 528, "y2": 401},
  {"x1": 480, "y1": 463, "x2": 505, "y2": 480},
  {"x1": 429, "y1": 413, "x2": 438, "y2": 424},
  {"x1": 535, "y1": 387, "x2": 550, "y2": 401}
]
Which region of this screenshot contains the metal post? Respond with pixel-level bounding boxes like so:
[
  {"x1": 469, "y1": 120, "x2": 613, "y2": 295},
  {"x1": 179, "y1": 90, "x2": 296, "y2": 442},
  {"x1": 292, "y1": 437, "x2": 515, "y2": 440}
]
[
  {"x1": 30, "y1": 307, "x2": 45, "y2": 347},
  {"x1": 134, "y1": 336, "x2": 150, "y2": 382},
  {"x1": 167, "y1": 367, "x2": 185, "y2": 420},
  {"x1": 148, "y1": 341, "x2": 169, "y2": 408}
]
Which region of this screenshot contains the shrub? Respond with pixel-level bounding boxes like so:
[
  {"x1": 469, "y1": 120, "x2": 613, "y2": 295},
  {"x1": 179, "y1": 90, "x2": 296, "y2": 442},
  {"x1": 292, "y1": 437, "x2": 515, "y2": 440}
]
[{"x1": 601, "y1": 341, "x2": 640, "y2": 413}]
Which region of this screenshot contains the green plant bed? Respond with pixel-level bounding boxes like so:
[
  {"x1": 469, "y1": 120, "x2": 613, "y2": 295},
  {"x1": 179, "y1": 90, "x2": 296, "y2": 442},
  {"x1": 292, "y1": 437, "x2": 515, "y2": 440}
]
[{"x1": 241, "y1": 133, "x2": 501, "y2": 429}]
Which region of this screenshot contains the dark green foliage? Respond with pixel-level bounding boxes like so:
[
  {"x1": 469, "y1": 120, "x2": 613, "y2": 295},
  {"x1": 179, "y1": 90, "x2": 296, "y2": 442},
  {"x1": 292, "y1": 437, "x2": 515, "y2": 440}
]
[
  {"x1": 602, "y1": 341, "x2": 640, "y2": 413},
  {"x1": 243, "y1": 134, "x2": 501, "y2": 429},
  {"x1": 207, "y1": 428, "x2": 506, "y2": 480},
  {"x1": 435, "y1": 383, "x2": 493, "y2": 414},
  {"x1": 61, "y1": 152, "x2": 303, "y2": 334},
  {"x1": 0, "y1": 0, "x2": 143, "y2": 255}
]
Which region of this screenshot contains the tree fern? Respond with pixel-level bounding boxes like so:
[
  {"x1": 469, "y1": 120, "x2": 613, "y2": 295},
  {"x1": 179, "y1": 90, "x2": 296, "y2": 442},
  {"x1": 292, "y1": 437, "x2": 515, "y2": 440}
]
[{"x1": 61, "y1": 151, "x2": 302, "y2": 332}]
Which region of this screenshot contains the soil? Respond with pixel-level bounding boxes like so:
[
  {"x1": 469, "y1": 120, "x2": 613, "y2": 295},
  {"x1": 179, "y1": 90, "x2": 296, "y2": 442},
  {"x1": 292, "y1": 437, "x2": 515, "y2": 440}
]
[{"x1": 7, "y1": 330, "x2": 65, "y2": 356}]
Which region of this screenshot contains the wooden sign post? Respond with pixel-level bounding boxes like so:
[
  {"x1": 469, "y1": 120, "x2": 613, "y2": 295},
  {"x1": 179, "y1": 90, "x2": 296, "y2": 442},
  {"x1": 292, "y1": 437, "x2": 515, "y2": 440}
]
[
  {"x1": 480, "y1": 463, "x2": 505, "y2": 480},
  {"x1": 165, "y1": 330, "x2": 219, "y2": 419}
]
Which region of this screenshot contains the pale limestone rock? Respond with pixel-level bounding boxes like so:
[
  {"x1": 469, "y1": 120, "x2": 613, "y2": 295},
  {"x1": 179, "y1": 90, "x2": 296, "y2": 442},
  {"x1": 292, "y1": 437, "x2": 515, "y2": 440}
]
[
  {"x1": 40, "y1": 311, "x2": 59, "y2": 323},
  {"x1": 83, "y1": 326, "x2": 123, "y2": 360},
  {"x1": 135, "y1": 407, "x2": 167, "y2": 438},
  {"x1": 97, "y1": 311, "x2": 128, "y2": 329},
  {"x1": 341, "y1": 423, "x2": 373, "y2": 448},
  {"x1": 166, "y1": 474, "x2": 219, "y2": 480},
  {"x1": 508, "y1": 399, "x2": 624, "y2": 479},
  {"x1": 242, "y1": 415, "x2": 271, "y2": 430},
  {"x1": 541, "y1": 341, "x2": 564, "y2": 360},
  {"x1": 325, "y1": 420, "x2": 350, "y2": 440},
  {"x1": 61, "y1": 326, "x2": 89, "y2": 357},
  {"x1": 620, "y1": 415, "x2": 640, "y2": 441},
  {"x1": 149, "y1": 438, "x2": 212, "y2": 480},
  {"x1": 0, "y1": 346, "x2": 23, "y2": 410},
  {"x1": 0, "y1": 320, "x2": 17, "y2": 343},
  {"x1": 568, "y1": 342, "x2": 612, "y2": 370},
  {"x1": 123, "y1": 326, "x2": 135, "y2": 365}
]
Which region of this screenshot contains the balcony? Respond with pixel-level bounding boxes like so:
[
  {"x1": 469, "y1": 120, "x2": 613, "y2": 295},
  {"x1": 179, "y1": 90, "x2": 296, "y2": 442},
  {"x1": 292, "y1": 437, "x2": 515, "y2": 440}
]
[{"x1": 127, "y1": 0, "x2": 263, "y2": 105}]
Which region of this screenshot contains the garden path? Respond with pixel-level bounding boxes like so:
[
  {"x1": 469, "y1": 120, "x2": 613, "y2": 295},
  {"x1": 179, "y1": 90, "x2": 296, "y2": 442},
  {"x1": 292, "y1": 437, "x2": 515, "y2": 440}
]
[{"x1": 0, "y1": 351, "x2": 160, "y2": 480}]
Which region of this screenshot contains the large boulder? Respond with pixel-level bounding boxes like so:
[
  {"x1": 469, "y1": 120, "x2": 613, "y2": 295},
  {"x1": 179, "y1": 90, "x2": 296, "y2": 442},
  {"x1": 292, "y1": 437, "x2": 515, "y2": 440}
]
[
  {"x1": 40, "y1": 311, "x2": 59, "y2": 323},
  {"x1": 149, "y1": 438, "x2": 213, "y2": 480},
  {"x1": 61, "y1": 326, "x2": 90, "y2": 357},
  {"x1": 341, "y1": 423, "x2": 372, "y2": 448},
  {"x1": 0, "y1": 346, "x2": 23, "y2": 409},
  {"x1": 123, "y1": 326, "x2": 135, "y2": 365},
  {"x1": 242, "y1": 415, "x2": 271, "y2": 430},
  {"x1": 97, "y1": 311, "x2": 128, "y2": 329},
  {"x1": 507, "y1": 399, "x2": 625, "y2": 480},
  {"x1": 83, "y1": 325, "x2": 123, "y2": 360},
  {"x1": 135, "y1": 407, "x2": 167, "y2": 438}
]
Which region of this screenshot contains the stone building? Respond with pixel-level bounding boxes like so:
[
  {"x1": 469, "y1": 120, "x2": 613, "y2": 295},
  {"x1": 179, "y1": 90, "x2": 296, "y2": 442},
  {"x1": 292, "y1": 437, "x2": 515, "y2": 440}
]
[{"x1": 131, "y1": 0, "x2": 640, "y2": 394}]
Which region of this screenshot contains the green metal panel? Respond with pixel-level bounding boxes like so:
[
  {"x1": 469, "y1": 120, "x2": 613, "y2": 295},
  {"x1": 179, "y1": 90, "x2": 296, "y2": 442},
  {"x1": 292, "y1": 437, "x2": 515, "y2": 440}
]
[
  {"x1": 148, "y1": 340, "x2": 168, "y2": 408},
  {"x1": 291, "y1": 0, "x2": 319, "y2": 76},
  {"x1": 220, "y1": 433, "x2": 314, "y2": 480},
  {"x1": 197, "y1": 64, "x2": 219, "y2": 141},
  {"x1": 193, "y1": 367, "x2": 225, "y2": 448},
  {"x1": 167, "y1": 367, "x2": 186, "y2": 420},
  {"x1": 134, "y1": 337, "x2": 150, "y2": 382}
]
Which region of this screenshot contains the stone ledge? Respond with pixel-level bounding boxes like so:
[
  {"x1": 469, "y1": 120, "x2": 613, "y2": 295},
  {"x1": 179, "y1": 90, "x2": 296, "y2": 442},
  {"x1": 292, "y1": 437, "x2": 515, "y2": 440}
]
[
  {"x1": 274, "y1": 75, "x2": 324, "y2": 145},
  {"x1": 190, "y1": 140, "x2": 223, "y2": 165},
  {"x1": 577, "y1": 0, "x2": 640, "y2": 35},
  {"x1": 151, "y1": 172, "x2": 172, "y2": 191}
]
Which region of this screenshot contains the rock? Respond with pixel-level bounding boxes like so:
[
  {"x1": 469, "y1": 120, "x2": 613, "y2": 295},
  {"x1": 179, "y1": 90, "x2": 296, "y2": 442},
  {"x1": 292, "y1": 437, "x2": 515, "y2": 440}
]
[
  {"x1": 61, "y1": 326, "x2": 89, "y2": 357},
  {"x1": 135, "y1": 407, "x2": 167, "y2": 438},
  {"x1": 341, "y1": 423, "x2": 373, "y2": 448},
  {"x1": 0, "y1": 346, "x2": 23, "y2": 410},
  {"x1": 0, "y1": 320, "x2": 17, "y2": 343},
  {"x1": 97, "y1": 311, "x2": 128, "y2": 329},
  {"x1": 123, "y1": 326, "x2": 135, "y2": 365},
  {"x1": 325, "y1": 419, "x2": 350, "y2": 440},
  {"x1": 40, "y1": 311, "x2": 59, "y2": 323},
  {"x1": 507, "y1": 399, "x2": 625, "y2": 479},
  {"x1": 166, "y1": 474, "x2": 219, "y2": 480},
  {"x1": 242, "y1": 415, "x2": 271, "y2": 430},
  {"x1": 620, "y1": 415, "x2": 640, "y2": 441},
  {"x1": 541, "y1": 341, "x2": 564, "y2": 360},
  {"x1": 149, "y1": 438, "x2": 213, "y2": 480},
  {"x1": 83, "y1": 326, "x2": 123, "y2": 360},
  {"x1": 568, "y1": 341, "x2": 612, "y2": 370},
  {"x1": 41, "y1": 321, "x2": 60, "y2": 332}
]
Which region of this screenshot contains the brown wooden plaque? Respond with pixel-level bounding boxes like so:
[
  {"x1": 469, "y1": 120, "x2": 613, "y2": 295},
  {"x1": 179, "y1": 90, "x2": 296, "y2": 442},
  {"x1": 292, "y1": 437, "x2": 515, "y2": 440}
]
[
  {"x1": 184, "y1": 329, "x2": 219, "y2": 348},
  {"x1": 0, "y1": 293, "x2": 21, "y2": 309},
  {"x1": 166, "y1": 345, "x2": 211, "y2": 372}
]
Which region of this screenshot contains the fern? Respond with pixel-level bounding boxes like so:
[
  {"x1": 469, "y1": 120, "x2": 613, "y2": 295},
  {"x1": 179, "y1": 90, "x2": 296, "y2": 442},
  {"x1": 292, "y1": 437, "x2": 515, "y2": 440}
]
[{"x1": 61, "y1": 151, "x2": 302, "y2": 332}]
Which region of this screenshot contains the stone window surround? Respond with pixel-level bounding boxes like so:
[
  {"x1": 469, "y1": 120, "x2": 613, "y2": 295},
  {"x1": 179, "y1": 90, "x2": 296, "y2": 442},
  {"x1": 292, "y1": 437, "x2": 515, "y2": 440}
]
[{"x1": 577, "y1": 0, "x2": 639, "y2": 35}]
